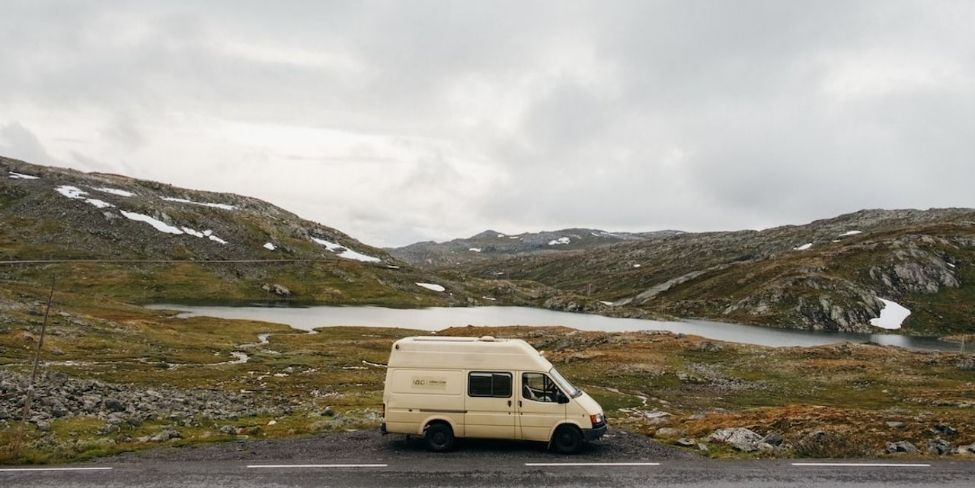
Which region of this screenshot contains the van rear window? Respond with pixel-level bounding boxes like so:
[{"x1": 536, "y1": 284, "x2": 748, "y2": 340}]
[{"x1": 468, "y1": 372, "x2": 512, "y2": 398}]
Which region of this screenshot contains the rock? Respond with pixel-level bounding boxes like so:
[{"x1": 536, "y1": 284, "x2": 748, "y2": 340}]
[
  {"x1": 696, "y1": 341, "x2": 723, "y2": 353},
  {"x1": 654, "y1": 427, "x2": 681, "y2": 438},
  {"x1": 261, "y1": 283, "x2": 292, "y2": 297},
  {"x1": 219, "y1": 425, "x2": 237, "y2": 435},
  {"x1": 103, "y1": 399, "x2": 125, "y2": 412},
  {"x1": 885, "y1": 421, "x2": 906, "y2": 429},
  {"x1": 322, "y1": 406, "x2": 334, "y2": 417},
  {"x1": 267, "y1": 420, "x2": 277, "y2": 426},
  {"x1": 709, "y1": 428, "x2": 764, "y2": 452},
  {"x1": 675, "y1": 438, "x2": 696, "y2": 447},
  {"x1": 100, "y1": 423, "x2": 119, "y2": 434},
  {"x1": 35, "y1": 420, "x2": 51, "y2": 432},
  {"x1": 954, "y1": 443, "x2": 975, "y2": 455},
  {"x1": 929, "y1": 424, "x2": 957, "y2": 437},
  {"x1": 928, "y1": 438, "x2": 951, "y2": 455},
  {"x1": 148, "y1": 428, "x2": 181, "y2": 442},
  {"x1": 762, "y1": 432, "x2": 784, "y2": 446},
  {"x1": 886, "y1": 441, "x2": 919, "y2": 454}
]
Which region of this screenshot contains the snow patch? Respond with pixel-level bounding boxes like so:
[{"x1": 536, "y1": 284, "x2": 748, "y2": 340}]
[
  {"x1": 496, "y1": 234, "x2": 505, "y2": 238},
  {"x1": 120, "y1": 211, "x2": 183, "y2": 235},
  {"x1": 480, "y1": 296, "x2": 497, "y2": 301},
  {"x1": 9, "y1": 171, "x2": 39, "y2": 180},
  {"x1": 263, "y1": 242, "x2": 276, "y2": 251},
  {"x1": 870, "y1": 298, "x2": 911, "y2": 330},
  {"x1": 208, "y1": 235, "x2": 228, "y2": 245},
  {"x1": 947, "y1": 262, "x2": 956, "y2": 268},
  {"x1": 469, "y1": 248, "x2": 481, "y2": 253},
  {"x1": 55, "y1": 185, "x2": 116, "y2": 209},
  {"x1": 508, "y1": 236, "x2": 519, "y2": 239},
  {"x1": 181, "y1": 227, "x2": 205, "y2": 238},
  {"x1": 840, "y1": 230, "x2": 863, "y2": 236},
  {"x1": 599, "y1": 301, "x2": 614, "y2": 306},
  {"x1": 794, "y1": 243, "x2": 813, "y2": 251},
  {"x1": 311, "y1": 237, "x2": 381, "y2": 263},
  {"x1": 415, "y1": 282, "x2": 446, "y2": 292},
  {"x1": 633, "y1": 264, "x2": 642, "y2": 268},
  {"x1": 161, "y1": 197, "x2": 236, "y2": 210},
  {"x1": 94, "y1": 187, "x2": 135, "y2": 197},
  {"x1": 548, "y1": 237, "x2": 570, "y2": 246}
]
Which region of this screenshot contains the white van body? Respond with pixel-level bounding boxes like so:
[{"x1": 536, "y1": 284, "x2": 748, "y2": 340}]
[{"x1": 381, "y1": 336, "x2": 606, "y2": 453}]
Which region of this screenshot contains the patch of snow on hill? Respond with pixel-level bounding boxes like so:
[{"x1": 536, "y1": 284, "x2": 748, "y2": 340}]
[
  {"x1": 95, "y1": 187, "x2": 135, "y2": 197},
  {"x1": 120, "y1": 210, "x2": 183, "y2": 235},
  {"x1": 840, "y1": 230, "x2": 863, "y2": 236},
  {"x1": 633, "y1": 264, "x2": 641, "y2": 268},
  {"x1": 496, "y1": 234, "x2": 505, "y2": 238},
  {"x1": 9, "y1": 171, "x2": 39, "y2": 179},
  {"x1": 548, "y1": 237, "x2": 570, "y2": 245},
  {"x1": 55, "y1": 185, "x2": 115, "y2": 209},
  {"x1": 416, "y1": 282, "x2": 446, "y2": 292},
  {"x1": 600, "y1": 301, "x2": 614, "y2": 306},
  {"x1": 161, "y1": 196, "x2": 236, "y2": 210},
  {"x1": 481, "y1": 296, "x2": 497, "y2": 301},
  {"x1": 870, "y1": 298, "x2": 911, "y2": 330},
  {"x1": 311, "y1": 237, "x2": 381, "y2": 262},
  {"x1": 469, "y1": 248, "x2": 481, "y2": 252},
  {"x1": 947, "y1": 262, "x2": 956, "y2": 268},
  {"x1": 181, "y1": 227, "x2": 205, "y2": 238},
  {"x1": 208, "y1": 235, "x2": 228, "y2": 245},
  {"x1": 264, "y1": 242, "x2": 276, "y2": 251},
  {"x1": 794, "y1": 243, "x2": 813, "y2": 251}
]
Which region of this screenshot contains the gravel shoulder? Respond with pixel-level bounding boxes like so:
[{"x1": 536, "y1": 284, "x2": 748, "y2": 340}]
[{"x1": 104, "y1": 428, "x2": 698, "y2": 464}]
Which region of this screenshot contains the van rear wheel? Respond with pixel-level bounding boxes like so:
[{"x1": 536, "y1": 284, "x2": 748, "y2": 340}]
[
  {"x1": 552, "y1": 425, "x2": 584, "y2": 454},
  {"x1": 424, "y1": 423, "x2": 454, "y2": 452}
]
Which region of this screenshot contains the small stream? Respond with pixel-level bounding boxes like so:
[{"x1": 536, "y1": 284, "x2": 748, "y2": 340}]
[{"x1": 146, "y1": 304, "x2": 967, "y2": 352}]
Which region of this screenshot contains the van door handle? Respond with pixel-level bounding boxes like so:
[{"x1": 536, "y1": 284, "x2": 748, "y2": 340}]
[
  {"x1": 507, "y1": 400, "x2": 512, "y2": 407},
  {"x1": 518, "y1": 400, "x2": 522, "y2": 407}
]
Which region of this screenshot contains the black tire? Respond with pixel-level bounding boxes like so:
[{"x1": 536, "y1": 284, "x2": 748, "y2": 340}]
[
  {"x1": 552, "y1": 425, "x2": 584, "y2": 454},
  {"x1": 424, "y1": 422, "x2": 455, "y2": 452}
]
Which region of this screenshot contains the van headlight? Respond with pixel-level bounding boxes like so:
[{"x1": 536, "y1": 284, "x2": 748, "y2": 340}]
[{"x1": 589, "y1": 414, "x2": 604, "y2": 426}]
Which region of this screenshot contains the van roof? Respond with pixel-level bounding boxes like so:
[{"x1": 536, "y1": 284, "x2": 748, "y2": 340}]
[{"x1": 388, "y1": 336, "x2": 554, "y2": 371}]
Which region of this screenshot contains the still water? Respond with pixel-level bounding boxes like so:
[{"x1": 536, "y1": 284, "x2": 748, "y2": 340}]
[{"x1": 146, "y1": 304, "x2": 964, "y2": 352}]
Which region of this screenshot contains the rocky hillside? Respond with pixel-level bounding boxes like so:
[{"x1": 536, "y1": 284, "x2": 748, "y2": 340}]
[
  {"x1": 449, "y1": 209, "x2": 975, "y2": 336},
  {"x1": 0, "y1": 156, "x2": 515, "y2": 306},
  {"x1": 390, "y1": 228, "x2": 682, "y2": 268}
]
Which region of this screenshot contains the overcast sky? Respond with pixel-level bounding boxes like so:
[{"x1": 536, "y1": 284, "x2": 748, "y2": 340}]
[{"x1": 2, "y1": 1, "x2": 974, "y2": 247}]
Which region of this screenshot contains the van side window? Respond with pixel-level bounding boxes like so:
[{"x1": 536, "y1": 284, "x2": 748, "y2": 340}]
[
  {"x1": 468, "y1": 372, "x2": 512, "y2": 398},
  {"x1": 522, "y1": 373, "x2": 561, "y2": 403}
]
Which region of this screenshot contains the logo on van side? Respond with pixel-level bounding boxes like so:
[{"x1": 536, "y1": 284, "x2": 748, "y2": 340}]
[{"x1": 411, "y1": 376, "x2": 447, "y2": 390}]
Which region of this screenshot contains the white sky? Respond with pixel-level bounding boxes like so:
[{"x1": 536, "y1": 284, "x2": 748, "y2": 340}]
[{"x1": 2, "y1": 1, "x2": 974, "y2": 247}]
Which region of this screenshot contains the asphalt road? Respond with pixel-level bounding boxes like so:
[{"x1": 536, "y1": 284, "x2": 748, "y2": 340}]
[{"x1": 2, "y1": 431, "x2": 973, "y2": 487}]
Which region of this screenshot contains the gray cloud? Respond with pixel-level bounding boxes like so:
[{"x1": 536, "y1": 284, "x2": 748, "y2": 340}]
[{"x1": 1, "y1": 1, "x2": 973, "y2": 246}]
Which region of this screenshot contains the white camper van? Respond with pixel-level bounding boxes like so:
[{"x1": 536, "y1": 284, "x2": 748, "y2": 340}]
[{"x1": 381, "y1": 336, "x2": 606, "y2": 453}]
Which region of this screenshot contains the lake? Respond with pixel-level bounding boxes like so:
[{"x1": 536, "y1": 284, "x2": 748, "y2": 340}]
[{"x1": 145, "y1": 304, "x2": 966, "y2": 352}]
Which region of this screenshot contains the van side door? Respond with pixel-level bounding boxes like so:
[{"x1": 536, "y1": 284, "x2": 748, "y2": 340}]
[
  {"x1": 464, "y1": 371, "x2": 515, "y2": 439},
  {"x1": 517, "y1": 372, "x2": 567, "y2": 442}
]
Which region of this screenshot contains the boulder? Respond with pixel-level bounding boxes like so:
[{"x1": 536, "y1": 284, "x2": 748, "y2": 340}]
[
  {"x1": 928, "y1": 438, "x2": 951, "y2": 455},
  {"x1": 709, "y1": 428, "x2": 764, "y2": 452},
  {"x1": 885, "y1": 421, "x2": 906, "y2": 429},
  {"x1": 654, "y1": 427, "x2": 681, "y2": 438},
  {"x1": 886, "y1": 441, "x2": 919, "y2": 454}
]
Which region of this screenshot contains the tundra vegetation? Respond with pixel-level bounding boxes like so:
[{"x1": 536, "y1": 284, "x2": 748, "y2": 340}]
[{"x1": 1, "y1": 283, "x2": 973, "y2": 464}]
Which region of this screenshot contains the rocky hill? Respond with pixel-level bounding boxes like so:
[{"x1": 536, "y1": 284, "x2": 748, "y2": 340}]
[
  {"x1": 389, "y1": 228, "x2": 682, "y2": 268},
  {"x1": 0, "y1": 156, "x2": 518, "y2": 306},
  {"x1": 444, "y1": 209, "x2": 975, "y2": 336}
]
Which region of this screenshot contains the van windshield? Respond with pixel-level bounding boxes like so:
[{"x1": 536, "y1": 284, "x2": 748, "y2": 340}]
[{"x1": 548, "y1": 367, "x2": 581, "y2": 398}]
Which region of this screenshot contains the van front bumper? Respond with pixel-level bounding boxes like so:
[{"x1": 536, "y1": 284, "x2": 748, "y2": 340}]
[{"x1": 584, "y1": 421, "x2": 607, "y2": 441}]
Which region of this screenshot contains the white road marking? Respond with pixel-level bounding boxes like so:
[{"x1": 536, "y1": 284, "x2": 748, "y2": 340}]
[
  {"x1": 0, "y1": 467, "x2": 113, "y2": 472},
  {"x1": 792, "y1": 463, "x2": 931, "y2": 467},
  {"x1": 525, "y1": 462, "x2": 660, "y2": 467},
  {"x1": 246, "y1": 464, "x2": 388, "y2": 469}
]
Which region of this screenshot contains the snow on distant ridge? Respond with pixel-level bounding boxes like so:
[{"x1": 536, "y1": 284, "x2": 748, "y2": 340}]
[
  {"x1": 9, "y1": 171, "x2": 39, "y2": 179},
  {"x1": 161, "y1": 196, "x2": 235, "y2": 210},
  {"x1": 94, "y1": 187, "x2": 135, "y2": 197},
  {"x1": 794, "y1": 243, "x2": 813, "y2": 251},
  {"x1": 311, "y1": 237, "x2": 381, "y2": 262},
  {"x1": 469, "y1": 248, "x2": 481, "y2": 252},
  {"x1": 120, "y1": 210, "x2": 183, "y2": 234},
  {"x1": 55, "y1": 185, "x2": 115, "y2": 209},
  {"x1": 548, "y1": 237, "x2": 570, "y2": 246},
  {"x1": 416, "y1": 282, "x2": 446, "y2": 292},
  {"x1": 870, "y1": 298, "x2": 911, "y2": 330},
  {"x1": 840, "y1": 230, "x2": 863, "y2": 236}
]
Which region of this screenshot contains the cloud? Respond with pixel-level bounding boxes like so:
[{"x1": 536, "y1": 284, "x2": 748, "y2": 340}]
[
  {"x1": 0, "y1": 122, "x2": 59, "y2": 165},
  {"x1": 0, "y1": 1, "x2": 973, "y2": 246}
]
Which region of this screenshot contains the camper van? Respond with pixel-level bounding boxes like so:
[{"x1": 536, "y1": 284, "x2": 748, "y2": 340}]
[{"x1": 381, "y1": 335, "x2": 607, "y2": 454}]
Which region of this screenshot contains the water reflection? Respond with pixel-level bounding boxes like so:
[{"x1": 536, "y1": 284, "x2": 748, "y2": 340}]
[{"x1": 145, "y1": 304, "x2": 964, "y2": 352}]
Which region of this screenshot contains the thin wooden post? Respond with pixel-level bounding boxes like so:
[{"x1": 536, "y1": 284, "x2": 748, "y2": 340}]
[{"x1": 12, "y1": 277, "x2": 55, "y2": 453}]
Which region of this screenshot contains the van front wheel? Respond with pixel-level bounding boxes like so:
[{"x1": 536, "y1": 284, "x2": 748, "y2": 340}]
[
  {"x1": 552, "y1": 425, "x2": 584, "y2": 454},
  {"x1": 424, "y1": 423, "x2": 454, "y2": 452}
]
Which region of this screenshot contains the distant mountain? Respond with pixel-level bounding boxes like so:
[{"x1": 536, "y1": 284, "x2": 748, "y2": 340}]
[
  {"x1": 389, "y1": 228, "x2": 683, "y2": 268},
  {"x1": 0, "y1": 156, "x2": 502, "y2": 306},
  {"x1": 447, "y1": 209, "x2": 975, "y2": 336}
]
